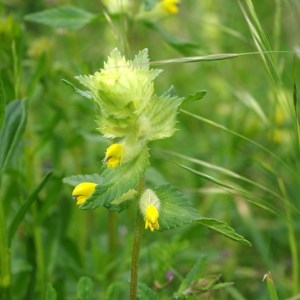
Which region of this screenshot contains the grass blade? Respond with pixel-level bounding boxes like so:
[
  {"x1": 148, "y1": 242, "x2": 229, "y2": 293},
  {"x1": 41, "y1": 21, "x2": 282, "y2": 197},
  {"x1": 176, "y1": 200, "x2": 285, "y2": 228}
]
[
  {"x1": 8, "y1": 172, "x2": 52, "y2": 246},
  {"x1": 0, "y1": 100, "x2": 27, "y2": 173},
  {"x1": 263, "y1": 272, "x2": 279, "y2": 300}
]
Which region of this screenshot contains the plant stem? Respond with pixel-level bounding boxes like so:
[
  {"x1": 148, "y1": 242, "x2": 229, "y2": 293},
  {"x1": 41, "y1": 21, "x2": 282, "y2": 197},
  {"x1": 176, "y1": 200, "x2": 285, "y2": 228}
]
[
  {"x1": 129, "y1": 208, "x2": 144, "y2": 300},
  {"x1": 0, "y1": 198, "x2": 11, "y2": 300},
  {"x1": 129, "y1": 179, "x2": 144, "y2": 300}
]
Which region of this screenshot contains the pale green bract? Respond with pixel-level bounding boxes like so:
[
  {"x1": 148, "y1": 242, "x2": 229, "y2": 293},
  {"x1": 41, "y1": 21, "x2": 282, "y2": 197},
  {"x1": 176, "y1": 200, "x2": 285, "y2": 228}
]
[{"x1": 75, "y1": 48, "x2": 184, "y2": 144}]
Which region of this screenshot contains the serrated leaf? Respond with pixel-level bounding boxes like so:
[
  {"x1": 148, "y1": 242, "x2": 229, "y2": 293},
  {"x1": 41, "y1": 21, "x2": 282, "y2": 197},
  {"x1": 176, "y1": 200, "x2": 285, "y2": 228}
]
[
  {"x1": 76, "y1": 276, "x2": 94, "y2": 300},
  {"x1": 154, "y1": 185, "x2": 201, "y2": 231},
  {"x1": 137, "y1": 282, "x2": 159, "y2": 300},
  {"x1": 0, "y1": 100, "x2": 27, "y2": 173},
  {"x1": 24, "y1": 5, "x2": 97, "y2": 30},
  {"x1": 161, "y1": 85, "x2": 177, "y2": 97},
  {"x1": 183, "y1": 90, "x2": 207, "y2": 104},
  {"x1": 81, "y1": 148, "x2": 149, "y2": 210},
  {"x1": 198, "y1": 218, "x2": 252, "y2": 246},
  {"x1": 146, "y1": 94, "x2": 184, "y2": 140},
  {"x1": 177, "y1": 256, "x2": 208, "y2": 294},
  {"x1": 62, "y1": 173, "x2": 103, "y2": 186},
  {"x1": 62, "y1": 79, "x2": 93, "y2": 99}
]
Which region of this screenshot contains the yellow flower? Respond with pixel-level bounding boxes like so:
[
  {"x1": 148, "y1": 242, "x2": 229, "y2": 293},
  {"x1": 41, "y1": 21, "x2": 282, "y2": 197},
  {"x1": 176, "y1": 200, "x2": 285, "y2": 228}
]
[
  {"x1": 140, "y1": 189, "x2": 161, "y2": 232},
  {"x1": 145, "y1": 205, "x2": 160, "y2": 232},
  {"x1": 161, "y1": 0, "x2": 180, "y2": 14},
  {"x1": 104, "y1": 143, "x2": 124, "y2": 168},
  {"x1": 72, "y1": 182, "x2": 97, "y2": 205}
]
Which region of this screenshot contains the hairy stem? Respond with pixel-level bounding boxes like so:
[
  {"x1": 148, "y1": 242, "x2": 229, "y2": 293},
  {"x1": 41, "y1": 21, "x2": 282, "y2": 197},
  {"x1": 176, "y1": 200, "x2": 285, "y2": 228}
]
[{"x1": 129, "y1": 179, "x2": 144, "y2": 300}]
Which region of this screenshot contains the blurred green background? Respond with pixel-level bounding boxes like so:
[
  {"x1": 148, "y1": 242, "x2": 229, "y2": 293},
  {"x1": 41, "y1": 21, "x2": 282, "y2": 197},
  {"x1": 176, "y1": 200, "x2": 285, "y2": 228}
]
[{"x1": 1, "y1": 0, "x2": 300, "y2": 299}]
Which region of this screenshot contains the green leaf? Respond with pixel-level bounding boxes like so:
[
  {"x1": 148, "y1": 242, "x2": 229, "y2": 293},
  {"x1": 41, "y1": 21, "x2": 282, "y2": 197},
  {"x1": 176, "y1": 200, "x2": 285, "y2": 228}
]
[
  {"x1": 62, "y1": 79, "x2": 93, "y2": 100},
  {"x1": 45, "y1": 283, "x2": 57, "y2": 300},
  {"x1": 197, "y1": 218, "x2": 252, "y2": 247},
  {"x1": 137, "y1": 282, "x2": 159, "y2": 300},
  {"x1": 0, "y1": 79, "x2": 6, "y2": 130},
  {"x1": 146, "y1": 22, "x2": 199, "y2": 55},
  {"x1": 8, "y1": 172, "x2": 52, "y2": 246},
  {"x1": 146, "y1": 94, "x2": 184, "y2": 140},
  {"x1": 177, "y1": 256, "x2": 208, "y2": 294},
  {"x1": 24, "y1": 5, "x2": 97, "y2": 30},
  {"x1": 161, "y1": 85, "x2": 177, "y2": 97},
  {"x1": 0, "y1": 100, "x2": 26, "y2": 173},
  {"x1": 155, "y1": 185, "x2": 201, "y2": 231},
  {"x1": 183, "y1": 90, "x2": 207, "y2": 104},
  {"x1": 105, "y1": 282, "x2": 125, "y2": 300},
  {"x1": 76, "y1": 276, "x2": 94, "y2": 300},
  {"x1": 63, "y1": 173, "x2": 103, "y2": 186},
  {"x1": 263, "y1": 272, "x2": 279, "y2": 300},
  {"x1": 81, "y1": 148, "x2": 149, "y2": 210},
  {"x1": 143, "y1": 0, "x2": 159, "y2": 11}
]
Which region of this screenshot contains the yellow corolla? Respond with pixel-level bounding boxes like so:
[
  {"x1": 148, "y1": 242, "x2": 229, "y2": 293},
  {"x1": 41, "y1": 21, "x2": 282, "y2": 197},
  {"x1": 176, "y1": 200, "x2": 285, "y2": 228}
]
[
  {"x1": 161, "y1": 0, "x2": 180, "y2": 14},
  {"x1": 104, "y1": 143, "x2": 124, "y2": 168},
  {"x1": 145, "y1": 204, "x2": 160, "y2": 232},
  {"x1": 72, "y1": 182, "x2": 97, "y2": 205}
]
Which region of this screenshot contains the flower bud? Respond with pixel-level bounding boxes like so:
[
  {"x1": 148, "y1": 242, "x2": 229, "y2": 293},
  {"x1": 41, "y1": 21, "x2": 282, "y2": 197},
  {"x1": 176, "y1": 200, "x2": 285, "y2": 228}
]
[{"x1": 72, "y1": 182, "x2": 97, "y2": 205}]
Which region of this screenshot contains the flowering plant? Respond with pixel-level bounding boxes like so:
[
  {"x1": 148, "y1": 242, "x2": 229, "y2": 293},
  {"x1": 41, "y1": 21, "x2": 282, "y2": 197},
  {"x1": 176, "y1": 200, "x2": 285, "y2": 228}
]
[
  {"x1": 63, "y1": 48, "x2": 252, "y2": 238},
  {"x1": 63, "y1": 48, "x2": 250, "y2": 299}
]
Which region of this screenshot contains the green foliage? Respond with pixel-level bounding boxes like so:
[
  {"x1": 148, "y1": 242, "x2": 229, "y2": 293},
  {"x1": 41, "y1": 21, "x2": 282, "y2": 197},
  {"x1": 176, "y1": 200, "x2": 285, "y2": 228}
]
[
  {"x1": 263, "y1": 272, "x2": 279, "y2": 300},
  {"x1": 177, "y1": 256, "x2": 208, "y2": 295},
  {"x1": 8, "y1": 172, "x2": 52, "y2": 246},
  {"x1": 155, "y1": 185, "x2": 200, "y2": 230},
  {"x1": 0, "y1": 100, "x2": 26, "y2": 173},
  {"x1": 63, "y1": 173, "x2": 103, "y2": 187},
  {"x1": 1, "y1": 1, "x2": 300, "y2": 299},
  {"x1": 80, "y1": 148, "x2": 149, "y2": 210},
  {"x1": 0, "y1": 80, "x2": 5, "y2": 129},
  {"x1": 24, "y1": 6, "x2": 97, "y2": 30},
  {"x1": 137, "y1": 282, "x2": 159, "y2": 300},
  {"x1": 45, "y1": 284, "x2": 57, "y2": 300},
  {"x1": 76, "y1": 277, "x2": 94, "y2": 300},
  {"x1": 197, "y1": 218, "x2": 252, "y2": 247}
]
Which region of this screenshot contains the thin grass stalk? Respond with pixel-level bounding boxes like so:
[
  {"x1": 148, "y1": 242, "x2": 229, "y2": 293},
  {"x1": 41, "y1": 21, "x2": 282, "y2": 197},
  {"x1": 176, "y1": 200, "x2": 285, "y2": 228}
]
[
  {"x1": 129, "y1": 179, "x2": 144, "y2": 300},
  {"x1": 180, "y1": 109, "x2": 300, "y2": 184},
  {"x1": 32, "y1": 205, "x2": 46, "y2": 298},
  {"x1": 263, "y1": 271, "x2": 279, "y2": 300},
  {"x1": 277, "y1": 178, "x2": 299, "y2": 294}
]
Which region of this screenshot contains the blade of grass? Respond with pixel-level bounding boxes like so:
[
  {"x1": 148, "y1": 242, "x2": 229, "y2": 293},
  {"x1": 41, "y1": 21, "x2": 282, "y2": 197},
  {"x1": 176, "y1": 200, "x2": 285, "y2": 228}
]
[
  {"x1": 176, "y1": 162, "x2": 279, "y2": 216},
  {"x1": 238, "y1": 0, "x2": 300, "y2": 152},
  {"x1": 158, "y1": 149, "x2": 282, "y2": 202},
  {"x1": 8, "y1": 172, "x2": 53, "y2": 246},
  {"x1": 277, "y1": 178, "x2": 299, "y2": 294},
  {"x1": 263, "y1": 272, "x2": 279, "y2": 300},
  {"x1": 180, "y1": 109, "x2": 300, "y2": 182}
]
